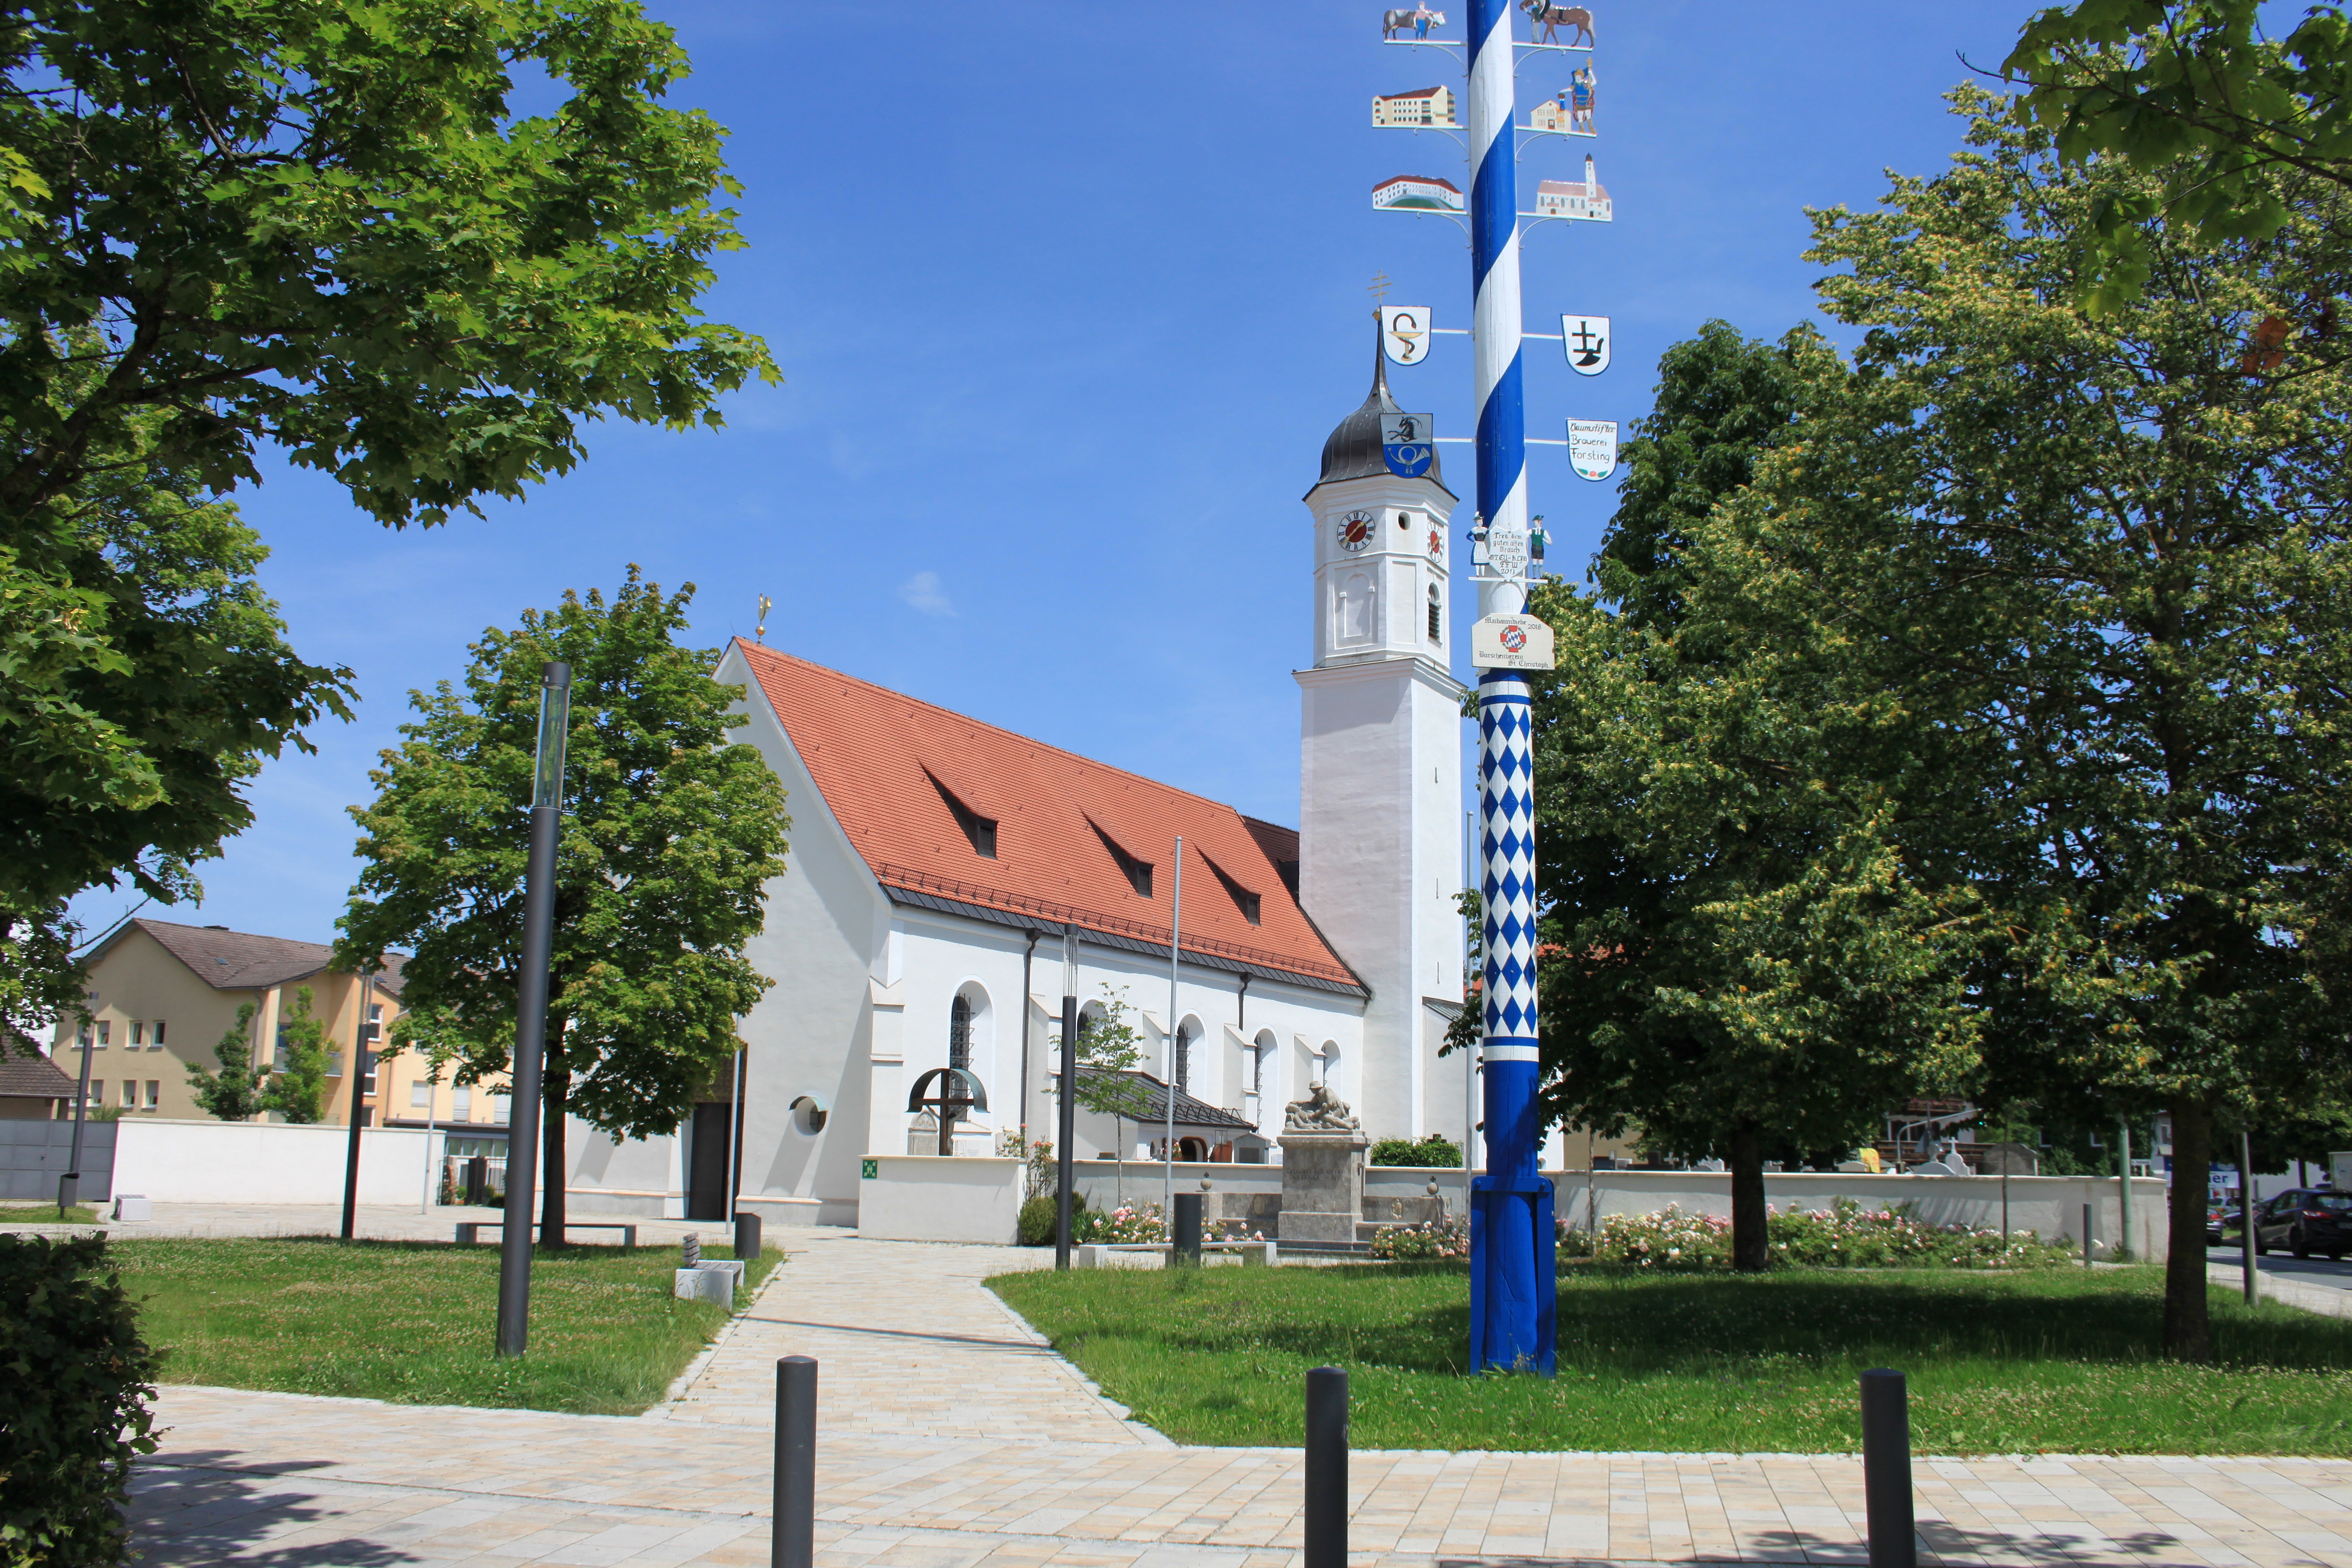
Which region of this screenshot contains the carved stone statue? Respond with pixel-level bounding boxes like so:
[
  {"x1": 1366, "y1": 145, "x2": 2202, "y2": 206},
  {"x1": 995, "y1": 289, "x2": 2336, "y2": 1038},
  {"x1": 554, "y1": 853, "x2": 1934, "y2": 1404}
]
[{"x1": 1283, "y1": 1082, "x2": 1363, "y2": 1133}]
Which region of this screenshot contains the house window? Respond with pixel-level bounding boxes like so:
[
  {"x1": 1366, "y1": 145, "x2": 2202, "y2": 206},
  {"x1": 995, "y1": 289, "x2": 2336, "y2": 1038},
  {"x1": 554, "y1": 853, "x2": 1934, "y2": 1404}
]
[
  {"x1": 325, "y1": 1052, "x2": 344, "y2": 1078},
  {"x1": 949, "y1": 993, "x2": 973, "y2": 1073},
  {"x1": 452, "y1": 1087, "x2": 473, "y2": 1120},
  {"x1": 152, "y1": 1019, "x2": 165, "y2": 1048},
  {"x1": 77, "y1": 1024, "x2": 91, "y2": 1048},
  {"x1": 1090, "y1": 821, "x2": 1154, "y2": 898},
  {"x1": 119, "y1": 1080, "x2": 136, "y2": 1109},
  {"x1": 144, "y1": 1080, "x2": 159, "y2": 1111},
  {"x1": 94, "y1": 1022, "x2": 108, "y2": 1049},
  {"x1": 130, "y1": 1020, "x2": 144, "y2": 1047},
  {"x1": 488, "y1": 1093, "x2": 511, "y2": 1124},
  {"x1": 927, "y1": 772, "x2": 998, "y2": 859},
  {"x1": 89, "y1": 1080, "x2": 103, "y2": 1107},
  {"x1": 1428, "y1": 585, "x2": 1442, "y2": 642},
  {"x1": 411, "y1": 1083, "x2": 431, "y2": 1108}
]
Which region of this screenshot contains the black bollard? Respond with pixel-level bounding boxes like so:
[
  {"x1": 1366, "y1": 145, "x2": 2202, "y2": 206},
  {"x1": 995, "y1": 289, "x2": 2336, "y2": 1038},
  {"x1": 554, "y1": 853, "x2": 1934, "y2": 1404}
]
[
  {"x1": 775, "y1": 1356, "x2": 817, "y2": 1568},
  {"x1": 1305, "y1": 1366, "x2": 1348, "y2": 1568},
  {"x1": 1173, "y1": 1191, "x2": 1203, "y2": 1265},
  {"x1": 735, "y1": 1210, "x2": 763, "y2": 1263},
  {"x1": 1860, "y1": 1369, "x2": 1915, "y2": 1568},
  {"x1": 2083, "y1": 1203, "x2": 2093, "y2": 1268}
]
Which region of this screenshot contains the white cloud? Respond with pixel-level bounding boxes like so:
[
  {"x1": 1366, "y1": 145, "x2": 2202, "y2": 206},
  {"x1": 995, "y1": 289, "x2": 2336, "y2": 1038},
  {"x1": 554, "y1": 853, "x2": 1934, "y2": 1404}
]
[{"x1": 897, "y1": 570, "x2": 953, "y2": 616}]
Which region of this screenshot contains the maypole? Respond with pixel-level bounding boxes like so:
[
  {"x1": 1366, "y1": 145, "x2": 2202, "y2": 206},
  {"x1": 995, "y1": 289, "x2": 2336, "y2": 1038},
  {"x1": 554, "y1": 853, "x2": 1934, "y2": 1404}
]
[{"x1": 1462, "y1": 0, "x2": 1554, "y2": 1377}]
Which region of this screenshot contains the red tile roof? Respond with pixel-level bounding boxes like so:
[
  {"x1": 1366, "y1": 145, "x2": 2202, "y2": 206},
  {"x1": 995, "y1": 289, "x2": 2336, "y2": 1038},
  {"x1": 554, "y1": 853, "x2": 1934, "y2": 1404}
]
[{"x1": 736, "y1": 643, "x2": 1361, "y2": 992}]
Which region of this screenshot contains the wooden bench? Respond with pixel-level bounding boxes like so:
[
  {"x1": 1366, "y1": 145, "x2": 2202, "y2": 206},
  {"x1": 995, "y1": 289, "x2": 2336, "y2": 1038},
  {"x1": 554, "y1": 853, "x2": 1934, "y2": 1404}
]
[{"x1": 454, "y1": 1220, "x2": 637, "y2": 1251}]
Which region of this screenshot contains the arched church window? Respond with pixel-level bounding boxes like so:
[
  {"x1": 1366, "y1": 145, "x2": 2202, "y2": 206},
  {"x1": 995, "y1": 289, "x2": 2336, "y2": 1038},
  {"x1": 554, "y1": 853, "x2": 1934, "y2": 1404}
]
[
  {"x1": 949, "y1": 993, "x2": 973, "y2": 1073},
  {"x1": 1427, "y1": 584, "x2": 1442, "y2": 642}
]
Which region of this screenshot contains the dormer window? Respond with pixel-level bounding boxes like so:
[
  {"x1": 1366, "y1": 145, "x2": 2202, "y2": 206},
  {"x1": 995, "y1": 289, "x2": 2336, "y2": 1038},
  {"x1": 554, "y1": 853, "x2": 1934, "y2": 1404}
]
[
  {"x1": 1202, "y1": 855, "x2": 1262, "y2": 925},
  {"x1": 1090, "y1": 820, "x2": 1153, "y2": 897},
  {"x1": 926, "y1": 771, "x2": 997, "y2": 858}
]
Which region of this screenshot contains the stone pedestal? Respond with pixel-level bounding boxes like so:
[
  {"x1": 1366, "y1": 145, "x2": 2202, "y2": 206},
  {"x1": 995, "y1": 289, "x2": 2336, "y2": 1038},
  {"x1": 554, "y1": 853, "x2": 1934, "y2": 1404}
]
[{"x1": 1277, "y1": 1131, "x2": 1368, "y2": 1244}]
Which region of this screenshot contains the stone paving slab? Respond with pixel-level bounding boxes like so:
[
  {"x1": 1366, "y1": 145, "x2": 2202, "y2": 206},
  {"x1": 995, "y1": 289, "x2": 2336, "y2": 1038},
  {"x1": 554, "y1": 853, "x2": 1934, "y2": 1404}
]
[{"x1": 650, "y1": 1231, "x2": 1154, "y2": 1445}]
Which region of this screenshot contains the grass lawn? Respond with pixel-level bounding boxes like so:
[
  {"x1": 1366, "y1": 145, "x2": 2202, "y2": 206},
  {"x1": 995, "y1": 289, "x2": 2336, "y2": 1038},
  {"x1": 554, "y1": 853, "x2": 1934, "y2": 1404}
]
[
  {"x1": 990, "y1": 1262, "x2": 2352, "y2": 1454},
  {"x1": 110, "y1": 1236, "x2": 778, "y2": 1416},
  {"x1": 0, "y1": 1202, "x2": 100, "y2": 1223}
]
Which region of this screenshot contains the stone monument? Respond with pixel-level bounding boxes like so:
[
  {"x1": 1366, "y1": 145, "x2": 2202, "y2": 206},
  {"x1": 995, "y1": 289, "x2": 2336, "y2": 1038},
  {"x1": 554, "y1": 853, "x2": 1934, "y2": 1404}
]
[{"x1": 1277, "y1": 1084, "x2": 1369, "y2": 1245}]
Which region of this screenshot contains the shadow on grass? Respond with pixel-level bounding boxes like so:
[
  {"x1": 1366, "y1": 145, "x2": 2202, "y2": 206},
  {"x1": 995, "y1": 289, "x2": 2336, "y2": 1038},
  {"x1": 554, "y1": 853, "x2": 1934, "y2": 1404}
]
[{"x1": 130, "y1": 1455, "x2": 417, "y2": 1567}]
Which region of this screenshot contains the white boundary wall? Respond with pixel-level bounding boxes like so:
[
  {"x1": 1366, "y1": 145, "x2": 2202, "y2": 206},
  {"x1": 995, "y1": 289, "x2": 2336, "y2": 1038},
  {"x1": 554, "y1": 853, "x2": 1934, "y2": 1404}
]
[
  {"x1": 111, "y1": 1118, "x2": 444, "y2": 1205},
  {"x1": 1554, "y1": 1169, "x2": 2172, "y2": 1261},
  {"x1": 858, "y1": 1154, "x2": 1023, "y2": 1243}
]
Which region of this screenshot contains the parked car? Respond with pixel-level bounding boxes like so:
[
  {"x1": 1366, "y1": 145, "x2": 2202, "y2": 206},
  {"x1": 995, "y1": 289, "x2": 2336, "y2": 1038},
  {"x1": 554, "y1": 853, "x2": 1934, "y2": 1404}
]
[
  {"x1": 2250, "y1": 1188, "x2": 2352, "y2": 1260},
  {"x1": 2207, "y1": 1198, "x2": 2239, "y2": 1246}
]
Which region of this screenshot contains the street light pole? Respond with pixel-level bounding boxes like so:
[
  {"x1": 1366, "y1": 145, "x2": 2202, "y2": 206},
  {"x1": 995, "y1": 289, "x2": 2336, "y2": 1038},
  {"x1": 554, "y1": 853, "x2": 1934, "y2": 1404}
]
[
  {"x1": 496, "y1": 659, "x2": 571, "y2": 1359},
  {"x1": 1055, "y1": 925, "x2": 1079, "y2": 1270},
  {"x1": 339, "y1": 966, "x2": 377, "y2": 1239}
]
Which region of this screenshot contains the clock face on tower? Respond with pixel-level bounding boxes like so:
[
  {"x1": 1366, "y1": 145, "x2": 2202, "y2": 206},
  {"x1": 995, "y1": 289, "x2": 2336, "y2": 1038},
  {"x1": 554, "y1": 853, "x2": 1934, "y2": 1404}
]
[{"x1": 1337, "y1": 510, "x2": 1376, "y2": 553}]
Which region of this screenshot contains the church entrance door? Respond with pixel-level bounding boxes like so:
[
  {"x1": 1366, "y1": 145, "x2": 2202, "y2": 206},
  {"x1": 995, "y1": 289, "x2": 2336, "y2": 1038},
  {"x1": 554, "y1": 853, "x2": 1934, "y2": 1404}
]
[{"x1": 686, "y1": 1101, "x2": 733, "y2": 1220}]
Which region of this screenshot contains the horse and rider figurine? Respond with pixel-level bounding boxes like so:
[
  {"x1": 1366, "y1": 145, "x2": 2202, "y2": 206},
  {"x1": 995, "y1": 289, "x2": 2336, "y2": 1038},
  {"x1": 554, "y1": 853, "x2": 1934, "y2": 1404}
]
[
  {"x1": 1381, "y1": 5, "x2": 1445, "y2": 39},
  {"x1": 1521, "y1": 0, "x2": 1596, "y2": 46}
]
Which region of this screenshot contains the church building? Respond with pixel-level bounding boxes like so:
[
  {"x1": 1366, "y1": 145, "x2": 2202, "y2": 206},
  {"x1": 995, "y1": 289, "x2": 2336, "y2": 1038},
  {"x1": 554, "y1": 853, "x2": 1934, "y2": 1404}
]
[{"x1": 564, "y1": 350, "x2": 1544, "y2": 1227}]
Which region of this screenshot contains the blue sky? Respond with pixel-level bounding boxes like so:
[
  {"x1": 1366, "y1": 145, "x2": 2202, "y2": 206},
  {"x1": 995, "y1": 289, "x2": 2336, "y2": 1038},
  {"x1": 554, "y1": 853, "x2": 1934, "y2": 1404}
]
[{"x1": 73, "y1": 0, "x2": 2034, "y2": 947}]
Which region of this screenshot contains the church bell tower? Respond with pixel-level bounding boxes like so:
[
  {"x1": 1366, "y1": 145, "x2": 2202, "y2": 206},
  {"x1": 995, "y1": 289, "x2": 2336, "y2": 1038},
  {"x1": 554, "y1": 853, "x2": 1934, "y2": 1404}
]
[{"x1": 1296, "y1": 329, "x2": 1468, "y2": 1144}]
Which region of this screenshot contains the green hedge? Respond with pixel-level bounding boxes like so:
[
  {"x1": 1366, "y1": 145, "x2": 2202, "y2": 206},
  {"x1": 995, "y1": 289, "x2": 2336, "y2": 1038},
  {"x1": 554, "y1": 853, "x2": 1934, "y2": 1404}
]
[
  {"x1": 0, "y1": 1235, "x2": 158, "y2": 1567},
  {"x1": 1369, "y1": 1134, "x2": 1462, "y2": 1167}
]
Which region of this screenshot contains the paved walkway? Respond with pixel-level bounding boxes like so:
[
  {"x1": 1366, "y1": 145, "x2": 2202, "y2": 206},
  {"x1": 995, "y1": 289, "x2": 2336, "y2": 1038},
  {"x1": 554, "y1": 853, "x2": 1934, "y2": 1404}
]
[{"x1": 127, "y1": 1231, "x2": 2352, "y2": 1567}]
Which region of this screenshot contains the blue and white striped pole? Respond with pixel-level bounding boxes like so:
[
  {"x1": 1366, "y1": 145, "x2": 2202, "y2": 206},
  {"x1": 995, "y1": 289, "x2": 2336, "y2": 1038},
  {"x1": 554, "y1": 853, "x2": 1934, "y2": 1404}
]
[{"x1": 1466, "y1": 0, "x2": 1556, "y2": 1376}]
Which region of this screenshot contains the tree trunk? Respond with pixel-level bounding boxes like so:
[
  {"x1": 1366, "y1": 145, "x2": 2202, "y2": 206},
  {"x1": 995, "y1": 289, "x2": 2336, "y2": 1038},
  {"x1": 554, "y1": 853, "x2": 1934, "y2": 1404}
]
[
  {"x1": 541, "y1": 1065, "x2": 569, "y2": 1248},
  {"x1": 2163, "y1": 1094, "x2": 2212, "y2": 1362},
  {"x1": 1728, "y1": 1125, "x2": 1769, "y2": 1272}
]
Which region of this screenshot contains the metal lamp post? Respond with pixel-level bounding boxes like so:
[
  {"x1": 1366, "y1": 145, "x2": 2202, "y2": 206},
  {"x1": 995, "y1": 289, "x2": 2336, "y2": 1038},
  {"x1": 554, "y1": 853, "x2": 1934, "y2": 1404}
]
[
  {"x1": 495, "y1": 659, "x2": 571, "y2": 1359},
  {"x1": 1055, "y1": 925, "x2": 1079, "y2": 1269}
]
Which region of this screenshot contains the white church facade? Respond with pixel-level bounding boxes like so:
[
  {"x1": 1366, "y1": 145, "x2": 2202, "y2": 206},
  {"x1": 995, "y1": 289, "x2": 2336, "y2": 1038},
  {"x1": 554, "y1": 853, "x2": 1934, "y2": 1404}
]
[{"x1": 560, "y1": 347, "x2": 1561, "y2": 1226}]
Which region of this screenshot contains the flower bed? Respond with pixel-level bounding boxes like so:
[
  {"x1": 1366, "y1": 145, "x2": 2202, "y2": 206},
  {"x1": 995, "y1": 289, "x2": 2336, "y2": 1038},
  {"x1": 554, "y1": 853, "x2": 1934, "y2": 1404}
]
[
  {"x1": 1574, "y1": 1197, "x2": 2079, "y2": 1270},
  {"x1": 1368, "y1": 1216, "x2": 1470, "y2": 1260},
  {"x1": 1071, "y1": 1203, "x2": 1169, "y2": 1244}
]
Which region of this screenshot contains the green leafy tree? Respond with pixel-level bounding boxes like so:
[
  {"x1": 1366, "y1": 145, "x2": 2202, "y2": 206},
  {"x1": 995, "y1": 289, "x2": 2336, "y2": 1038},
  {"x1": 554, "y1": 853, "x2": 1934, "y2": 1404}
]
[
  {"x1": 0, "y1": 417, "x2": 353, "y2": 1048},
  {"x1": 0, "y1": 0, "x2": 776, "y2": 530},
  {"x1": 337, "y1": 571, "x2": 791, "y2": 1243},
  {"x1": 1058, "y1": 986, "x2": 1153, "y2": 1121},
  {"x1": 184, "y1": 1001, "x2": 268, "y2": 1122},
  {"x1": 2003, "y1": 0, "x2": 2352, "y2": 307},
  {"x1": 264, "y1": 987, "x2": 328, "y2": 1125},
  {"x1": 0, "y1": 0, "x2": 776, "y2": 1031},
  {"x1": 1733, "y1": 88, "x2": 2352, "y2": 1356},
  {"x1": 1530, "y1": 321, "x2": 1983, "y2": 1272}
]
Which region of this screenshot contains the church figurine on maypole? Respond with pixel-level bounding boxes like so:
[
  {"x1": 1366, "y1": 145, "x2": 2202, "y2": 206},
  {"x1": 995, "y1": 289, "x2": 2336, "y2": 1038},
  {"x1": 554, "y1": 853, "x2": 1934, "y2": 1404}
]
[{"x1": 1370, "y1": 0, "x2": 1616, "y2": 1375}]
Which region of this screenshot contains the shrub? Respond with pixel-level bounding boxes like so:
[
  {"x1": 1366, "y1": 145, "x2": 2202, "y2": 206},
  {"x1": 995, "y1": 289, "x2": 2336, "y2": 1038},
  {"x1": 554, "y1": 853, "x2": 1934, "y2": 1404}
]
[
  {"x1": 1369, "y1": 1134, "x2": 1463, "y2": 1167},
  {"x1": 1017, "y1": 1190, "x2": 1087, "y2": 1246},
  {"x1": 1368, "y1": 1216, "x2": 1469, "y2": 1260},
  {"x1": 0, "y1": 1235, "x2": 158, "y2": 1567},
  {"x1": 1569, "y1": 1198, "x2": 2082, "y2": 1271}
]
